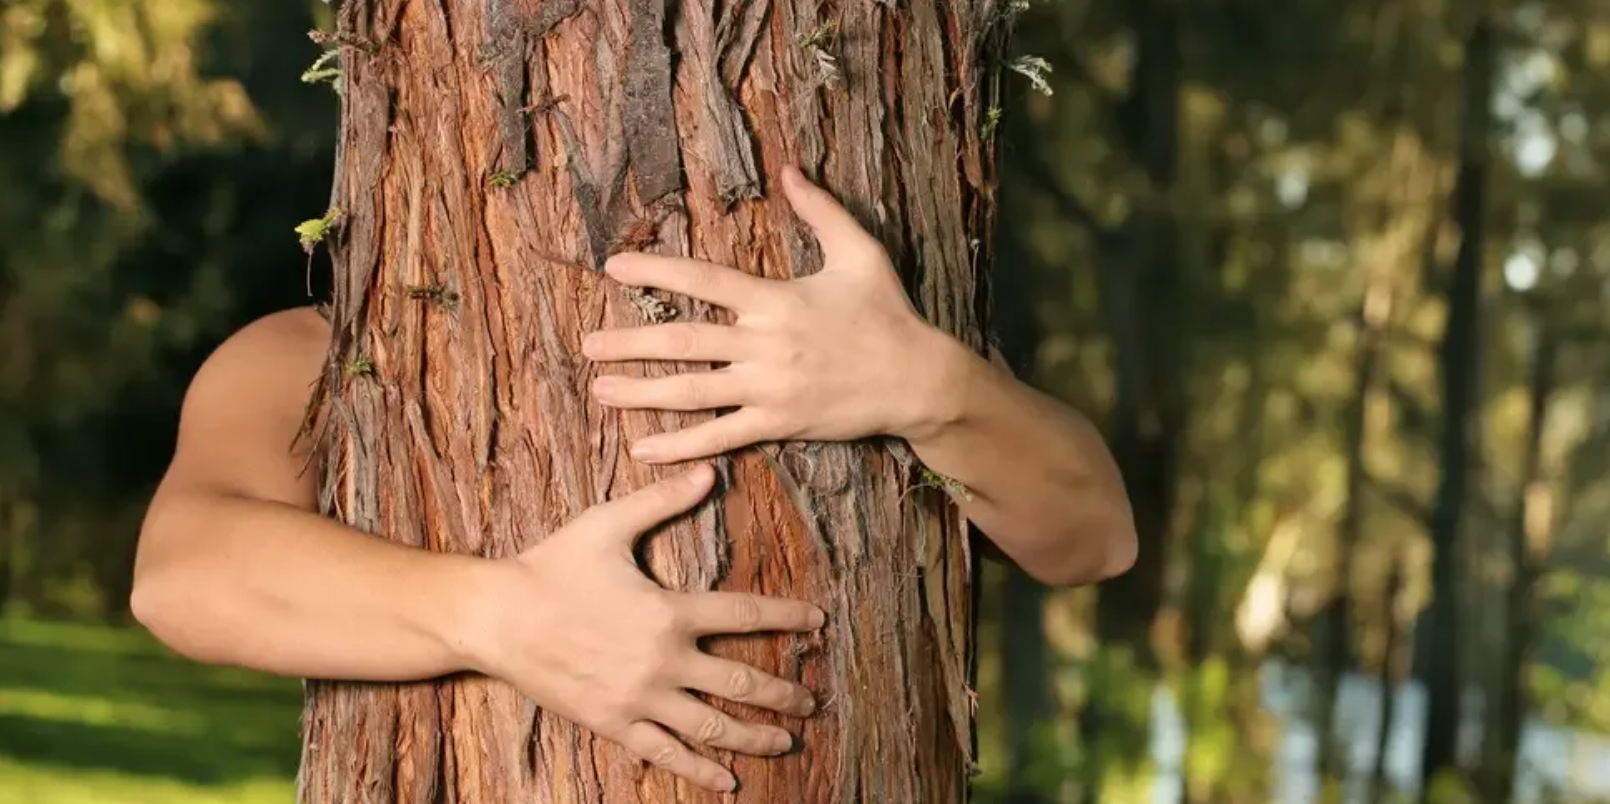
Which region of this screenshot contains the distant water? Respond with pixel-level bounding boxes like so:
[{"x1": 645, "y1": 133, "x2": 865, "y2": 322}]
[{"x1": 1146, "y1": 660, "x2": 1610, "y2": 804}]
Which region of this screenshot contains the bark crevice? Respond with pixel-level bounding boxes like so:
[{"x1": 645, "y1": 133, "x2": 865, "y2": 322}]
[{"x1": 302, "y1": 0, "x2": 1004, "y2": 798}]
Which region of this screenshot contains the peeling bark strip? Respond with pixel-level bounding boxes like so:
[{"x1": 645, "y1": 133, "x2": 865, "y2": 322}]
[
  {"x1": 681, "y1": 0, "x2": 766, "y2": 205},
  {"x1": 482, "y1": 0, "x2": 584, "y2": 175},
  {"x1": 623, "y1": 0, "x2": 683, "y2": 202},
  {"x1": 301, "y1": 0, "x2": 1009, "y2": 800},
  {"x1": 483, "y1": 0, "x2": 531, "y2": 173}
]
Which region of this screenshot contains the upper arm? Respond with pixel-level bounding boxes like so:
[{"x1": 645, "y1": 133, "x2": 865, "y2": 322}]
[{"x1": 152, "y1": 307, "x2": 331, "y2": 512}]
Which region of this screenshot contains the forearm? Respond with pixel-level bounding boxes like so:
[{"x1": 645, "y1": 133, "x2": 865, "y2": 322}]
[
  {"x1": 132, "y1": 491, "x2": 490, "y2": 681},
  {"x1": 904, "y1": 337, "x2": 1136, "y2": 585}
]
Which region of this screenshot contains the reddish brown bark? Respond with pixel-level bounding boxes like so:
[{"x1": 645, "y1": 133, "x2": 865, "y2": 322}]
[{"x1": 297, "y1": 0, "x2": 1008, "y2": 801}]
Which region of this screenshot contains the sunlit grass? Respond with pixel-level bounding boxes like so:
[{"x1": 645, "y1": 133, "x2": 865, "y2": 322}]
[
  {"x1": 0, "y1": 759, "x2": 293, "y2": 804},
  {"x1": 0, "y1": 616, "x2": 302, "y2": 804}
]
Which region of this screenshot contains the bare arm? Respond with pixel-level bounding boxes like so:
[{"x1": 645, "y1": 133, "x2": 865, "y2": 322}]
[
  {"x1": 579, "y1": 167, "x2": 1138, "y2": 587},
  {"x1": 132, "y1": 308, "x2": 485, "y2": 679},
  {"x1": 133, "y1": 309, "x2": 827, "y2": 792},
  {"x1": 898, "y1": 338, "x2": 1136, "y2": 585}
]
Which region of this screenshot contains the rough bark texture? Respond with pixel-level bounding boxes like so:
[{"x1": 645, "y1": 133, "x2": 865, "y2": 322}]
[{"x1": 297, "y1": 0, "x2": 1008, "y2": 801}]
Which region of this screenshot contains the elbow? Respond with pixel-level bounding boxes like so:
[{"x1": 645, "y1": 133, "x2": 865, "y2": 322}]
[
  {"x1": 1095, "y1": 523, "x2": 1138, "y2": 580},
  {"x1": 129, "y1": 548, "x2": 189, "y2": 656},
  {"x1": 130, "y1": 562, "x2": 222, "y2": 665},
  {"x1": 1024, "y1": 516, "x2": 1138, "y2": 588},
  {"x1": 130, "y1": 500, "x2": 216, "y2": 664},
  {"x1": 1082, "y1": 495, "x2": 1139, "y2": 583},
  {"x1": 129, "y1": 571, "x2": 170, "y2": 640},
  {"x1": 130, "y1": 562, "x2": 182, "y2": 651}
]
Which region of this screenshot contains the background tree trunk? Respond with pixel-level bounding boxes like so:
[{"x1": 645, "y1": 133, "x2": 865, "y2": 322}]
[
  {"x1": 294, "y1": 0, "x2": 1008, "y2": 801},
  {"x1": 991, "y1": 136, "x2": 1055, "y2": 804},
  {"x1": 1417, "y1": 12, "x2": 1495, "y2": 798},
  {"x1": 1368, "y1": 552, "x2": 1404, "y2": 804},
  {"x1": 1079, "y1": 0, "x2": 1183, "y2": 796},
  {"x1": 1315, "y1": 119, "x2": 1433, "y2": 801},
  {"x1": 1483, "y1": 323, "x2": 1559, "y2": 802},
  {"x1": 999, "y1": 567, "x2": 1052, "y2": 804}
]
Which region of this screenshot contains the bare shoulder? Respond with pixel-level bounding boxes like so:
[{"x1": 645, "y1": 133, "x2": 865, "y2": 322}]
[
  {"x1": 188, "y1": 307, "x2": 330, "y2": 407},
  {"x1": 203, "y1": 306, "x2": 330, "y2": 377},
  {"x1": 164, "y1": 307, "x2": 332, "y2": 504}
]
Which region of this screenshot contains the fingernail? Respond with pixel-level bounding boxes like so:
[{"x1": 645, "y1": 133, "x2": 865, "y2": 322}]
[
  {"x1": 717, "y1": 773, "x2": 737, "y2": 792},
  {"x1": 631, "y1": 440, "x2": 660, "y2": 461},
  {"x1": 581, "y1": 334, "x2": 601, "y2": 356},
  {"x1": 809, "y1": 607, "x2": 826, "y2": 628},
  {"x1": 771, "y1": 731, "x2": 795, "y2": 753},
  {"x1": 591, "y1": 377, "x2": 616, "y2": 402},
  {"x1": 800, "y1": 695, "x2": 817, "y2": 716}
]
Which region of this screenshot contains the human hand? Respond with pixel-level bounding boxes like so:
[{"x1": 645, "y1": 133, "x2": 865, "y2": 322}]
[
  {"x1": 465, "y1": 465, "x2": 823, "y2": 792},
  {"x1": 583, "y1": 167, "x2": 961, "y2": 464}
]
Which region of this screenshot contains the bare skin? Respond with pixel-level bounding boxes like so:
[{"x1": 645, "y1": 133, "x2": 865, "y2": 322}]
[
  {"x1": 131, "y1": 167, "x2": 1135, "y2": 793},
  {"x1": 588, "y1": 168, "x2": 1136, "y2": 583}
]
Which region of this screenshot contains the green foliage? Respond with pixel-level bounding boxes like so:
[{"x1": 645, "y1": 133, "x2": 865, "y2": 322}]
[
  {"x1": 1006, "y1": 56, "x2": 1054, "y2": 96},
  {"x1": 0, "y1": 0, "x2": 335, "y2": 619},
  {"x1": 989, "y1": 0, "x2": 1610, "y2": 801},
  {"x1": 6, "y1": 0, "x2": 1610, "y2": 801},
  {"x1": 296, "y1": 206, "x2": 345, "y2": 252},
  {"x1": 301, "y1": 49, "x2": 341, "y2": 88},
  {"x1": 487, "y1": 169, "x2": 523, "y2": 188},
  {"x1": 913, "y1": 464, "x2": 974, "y2": 501},
  {"x1": 982, "y1": 107, "x2": 1004, "y2": 139}
]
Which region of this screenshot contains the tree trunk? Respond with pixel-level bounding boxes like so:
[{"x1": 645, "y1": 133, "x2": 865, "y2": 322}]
[
  {"x1": 1368, "y1": 553, "x2": 1404, "y2": 804},
  {"x1": 1000, "y1": 569, "x2": 1052, "y2": 804},
  {"x1": 992, "y1": 129, "x2": 1054, "y2": 804},
  {"x1": 1417, "y1": 13, "x2": 1494, "y2": 798},
  {"x1": 295, "y1": 0, "x2": 1009, "y2": 801},
  {"x1": 1316, "y1": 122, "x2": 1436, "y2": 800},
  {"x1": 1483, "y1": 323, "x2": 1558, "y2": 803},
  {"x1": 1093, "y1": 0, "x2": 1184, "y2": 655},
  {"x1": 1080, "y1": 0, "x2": 1184, "y2": 795}
]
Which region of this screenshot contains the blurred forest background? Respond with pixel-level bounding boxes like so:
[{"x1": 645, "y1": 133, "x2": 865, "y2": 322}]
[{"x1": 2, "y1": 0, "x2": 1609, "y2": 803}]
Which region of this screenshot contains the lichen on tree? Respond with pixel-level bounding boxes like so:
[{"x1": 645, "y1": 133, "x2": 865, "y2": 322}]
[{"x1": 298, "y1": 0, "x2": 1013, "y2": 800}]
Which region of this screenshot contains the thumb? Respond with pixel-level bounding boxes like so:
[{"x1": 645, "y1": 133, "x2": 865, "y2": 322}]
[
  {"x1": 594, "y1": 464, "x2": 717, "y2": 547},
  {"x1": 781, "y1": 166, "x2": 881, "y2": 264}
]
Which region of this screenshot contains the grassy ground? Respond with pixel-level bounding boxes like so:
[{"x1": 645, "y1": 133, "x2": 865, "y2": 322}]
[
  {"x1": 0, "y1": 616, "x2": 302, "y2": 804},
  {"x1": 0, "y1": 613, "x2": 1020, "y2": 803}
]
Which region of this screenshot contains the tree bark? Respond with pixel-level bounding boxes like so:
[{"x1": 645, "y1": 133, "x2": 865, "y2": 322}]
[
  {"x1": 295, "y1": 0, "x2": 1009, "y2": 801},
  {"x1": 1417, "y1": 13, "x2": 1494, "y2": 798}
]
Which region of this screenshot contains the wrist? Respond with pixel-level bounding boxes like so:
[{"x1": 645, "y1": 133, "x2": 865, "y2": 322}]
[
  {"x1": 431, "y1": 555, "x2": 510, "y2": 674},
  {"x1": 892, "y1": 327, "x2": 978, "y2": 447}
]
